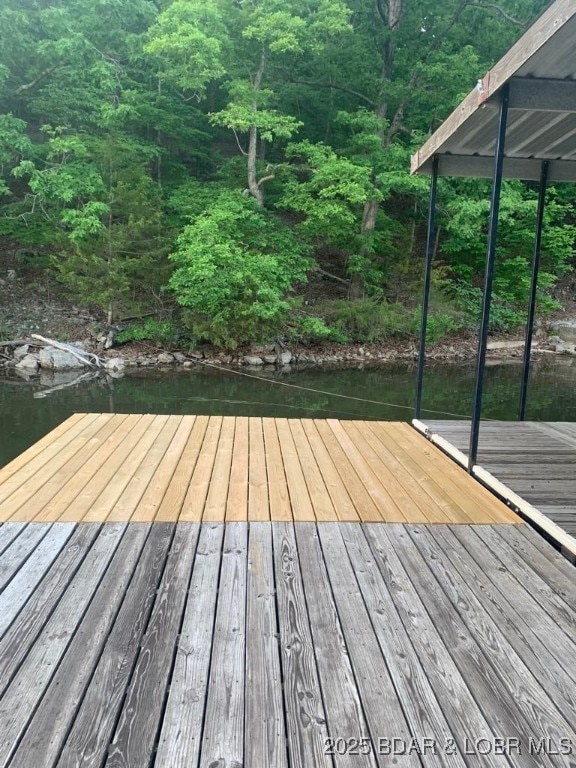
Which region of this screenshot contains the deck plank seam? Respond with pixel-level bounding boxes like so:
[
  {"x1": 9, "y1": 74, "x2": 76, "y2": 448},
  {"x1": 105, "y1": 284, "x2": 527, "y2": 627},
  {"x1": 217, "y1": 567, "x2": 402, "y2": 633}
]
[
  {"x1": 268, "y1": 522, "x2": 293, "y2": 768},
  {"x1": 194, "y1": 522, "x2": 229, "y2": 768}
]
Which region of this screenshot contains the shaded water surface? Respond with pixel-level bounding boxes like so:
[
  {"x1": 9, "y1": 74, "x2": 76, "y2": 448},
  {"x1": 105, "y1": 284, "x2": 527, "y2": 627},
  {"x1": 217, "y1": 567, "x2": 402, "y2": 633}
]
[{"x1": 1, "y1": 358, "x2": 575, "y2": 468}]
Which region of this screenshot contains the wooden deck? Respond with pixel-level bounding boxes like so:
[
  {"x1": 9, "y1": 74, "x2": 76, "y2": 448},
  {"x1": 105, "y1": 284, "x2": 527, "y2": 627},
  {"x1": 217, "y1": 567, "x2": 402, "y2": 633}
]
[
  {"x1": 0, "y1": 414, "x2": 519, "y2": 525},
  {"x1": 425, "y1": 421, "x2": 576, "y2": 539},
  {"x1": 0, "y1": 520, "x2": 575, "y2": 768}
]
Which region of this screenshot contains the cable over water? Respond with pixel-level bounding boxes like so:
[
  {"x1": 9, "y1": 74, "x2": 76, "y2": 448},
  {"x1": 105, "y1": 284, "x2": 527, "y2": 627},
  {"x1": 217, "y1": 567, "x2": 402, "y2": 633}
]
[{"x1": 197, "y1": 360, "x2": 491, "y2": 421}]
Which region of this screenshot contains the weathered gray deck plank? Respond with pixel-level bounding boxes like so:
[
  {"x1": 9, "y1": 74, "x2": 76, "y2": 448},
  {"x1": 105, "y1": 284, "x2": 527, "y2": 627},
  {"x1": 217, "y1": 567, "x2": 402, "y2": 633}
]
[
  {"x1": 245, "y1": 523, "x2": 287, "y2": 768},
  {"x1": 0, "y1": 524, "x2": 100, "y2": 685},
  {"x1": 474, "y1": 525, "x2": 576, "y2": 631},
  {"x1": 155, "y1": 522, "x2": 223, "y2": 768},
  {"x1": 436, "y1": 525, "x2": 576, "y2": 704},
  {"x1": 0, "y1": 523, "x2": 127, "y2": 768},
  {"x1": 0, "y1": 522, "x2": 76, "y2": 640},
  {"x1": 503, "y1": 524, "x2": 576, "y2": 587},
  {"x1": 317, "y1": 524, "x2": 426, "y2": 768},
  {"x1": 0, "y1": 520, "x2": 575, "y2": 767},
  {"x1": 379, "y1": 525, "x2": 560, "y2": 768},
  {"x1": 57, "y1": 524, "x2": 171, "y2": 768},
  {"x1": 0, "y1": 523, "x2": 27, "y2": 557},
  {"x1": 0, "y1": 522, "x2": 52, "y2": 591},
  {"x1": 296, "y1": 523, "x2": 376, "y2": 768},
  {"x1": 200, "y1": 522, "x2": 247, "y2": 768},
  {"x1": 350, "y1": 523, "x2": 495, "y2": 768},
  {"x1": 106, "y1": 523, "x2": 197, "y2": 768},
  {"x1": 406, "y1": 525, "x2": 574, "y2": 768},
  {"x1": 11, "y1": 523, "x2": 155, "y2": 768},
  {"x1": 273, "y1": 522, "x2": 331, "y2": 768}
]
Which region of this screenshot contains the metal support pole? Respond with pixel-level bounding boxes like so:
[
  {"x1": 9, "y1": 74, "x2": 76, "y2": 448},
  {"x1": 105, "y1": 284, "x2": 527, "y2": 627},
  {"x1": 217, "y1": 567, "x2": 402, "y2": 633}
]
[
  {"x1": 414, "y1": 155, "x2": 439, "y2": 420},
  {"x1": 518, "y1": 160, "x2": 548, "y2": 421},
  {"x1": 468, "y1": 84, "x2": 509, "y2": 471}
]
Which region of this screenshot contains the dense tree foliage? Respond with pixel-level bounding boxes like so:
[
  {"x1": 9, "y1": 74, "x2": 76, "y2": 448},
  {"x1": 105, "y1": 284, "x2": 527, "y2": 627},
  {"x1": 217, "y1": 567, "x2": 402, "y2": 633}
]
[{"x1": 0, "y1": 0, "x2": 574, "y2": 346}]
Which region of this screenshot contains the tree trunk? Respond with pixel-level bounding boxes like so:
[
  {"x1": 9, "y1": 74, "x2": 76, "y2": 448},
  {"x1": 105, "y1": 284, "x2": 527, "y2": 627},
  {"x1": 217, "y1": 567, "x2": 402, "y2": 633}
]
[{"x1": 247, "y1": 52, "x2": 266, "y2": 207}]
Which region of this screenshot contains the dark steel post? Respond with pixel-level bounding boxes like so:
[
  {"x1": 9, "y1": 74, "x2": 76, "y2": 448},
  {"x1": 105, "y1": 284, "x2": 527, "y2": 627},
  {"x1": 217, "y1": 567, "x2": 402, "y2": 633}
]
[
  {"x1": 468, "y1": 84, "x2": 510, "y2": 471},
  {"x1": 414, "y1": 155, "x2": 439, "y2": 420},
  {"x1": 518, "y1": 160, "x2": 548, "y2": 421}
]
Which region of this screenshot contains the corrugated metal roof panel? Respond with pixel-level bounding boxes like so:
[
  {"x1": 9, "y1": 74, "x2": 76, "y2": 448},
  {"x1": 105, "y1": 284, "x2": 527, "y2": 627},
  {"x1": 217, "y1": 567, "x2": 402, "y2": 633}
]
[{"x1": 412, "y1": 0, "x2": 576, "y2": 180}]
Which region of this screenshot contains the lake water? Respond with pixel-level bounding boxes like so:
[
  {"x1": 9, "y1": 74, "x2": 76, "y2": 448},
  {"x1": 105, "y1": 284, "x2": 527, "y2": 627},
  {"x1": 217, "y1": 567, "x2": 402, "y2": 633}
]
[{"x1": 1, "y1": 358, "x2": 575, "y2": 468}]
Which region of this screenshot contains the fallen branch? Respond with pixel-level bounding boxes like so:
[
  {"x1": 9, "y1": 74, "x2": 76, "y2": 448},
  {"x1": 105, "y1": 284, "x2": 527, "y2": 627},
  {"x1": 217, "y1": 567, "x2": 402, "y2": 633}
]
[
  {"x1": 317, "y1": 268, "x2": 350, "y2": 286},
  {"x1": 31, "y1": 334, "x2": 103, "y2": 368},
  {"x1": 34, "y1": 370, "x2": 101, "y2": 398},
  {"x1": 0, "y1": 339, "x2": 30, "y2": 348}
]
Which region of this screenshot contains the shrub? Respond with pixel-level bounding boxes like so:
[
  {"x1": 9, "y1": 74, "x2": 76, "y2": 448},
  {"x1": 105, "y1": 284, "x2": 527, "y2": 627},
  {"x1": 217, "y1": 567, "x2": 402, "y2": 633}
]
[{"x1": 168, "y1": 191, "x2": 312, "y2": 349}]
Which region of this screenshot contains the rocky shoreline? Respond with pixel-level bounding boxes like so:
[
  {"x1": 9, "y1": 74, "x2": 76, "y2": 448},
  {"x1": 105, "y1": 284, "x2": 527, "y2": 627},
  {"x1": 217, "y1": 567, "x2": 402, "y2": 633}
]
[{"x1": 2, "y1": 324, "x2": 576, "y2": 381}]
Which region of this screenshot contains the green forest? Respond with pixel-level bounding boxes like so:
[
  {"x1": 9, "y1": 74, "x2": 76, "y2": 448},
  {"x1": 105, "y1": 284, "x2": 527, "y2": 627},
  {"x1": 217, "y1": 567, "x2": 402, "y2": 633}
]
[{"x1": 1, "y1": 0, "x2": 575, "y2": 350}]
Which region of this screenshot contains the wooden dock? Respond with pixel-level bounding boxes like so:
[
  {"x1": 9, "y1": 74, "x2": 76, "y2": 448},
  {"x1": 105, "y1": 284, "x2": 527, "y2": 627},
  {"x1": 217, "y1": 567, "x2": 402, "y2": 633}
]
[
  {"x1": 1, "y1": 415, "x2": 575, "y2": 766},
  {"x1": 423, "y1": 421, "x2": 576, "y2": 541},
  {"x1": 1, "y1": 520, "x2": 576, "y2": 767},
  {"x1": 0, "y1": 414, "x2": 518, "y2": 524}
]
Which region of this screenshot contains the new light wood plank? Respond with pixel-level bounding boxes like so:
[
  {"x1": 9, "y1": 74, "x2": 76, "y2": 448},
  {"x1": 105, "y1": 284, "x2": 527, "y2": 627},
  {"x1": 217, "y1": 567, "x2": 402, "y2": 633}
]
[
  {"x1": 0, "y1": 523, "x2": 127, "y2": 768},
  {"x1": 295, "y1": 523, "x2": 376, "y2": 768},
  {"x1": 262, "y1": 418, "x2": 292, "y2": 522},
  {"x1": 179, "y1": 416, "x2": 223, "y2": 522},
  {"x1": 155, "y1": 523, "x2": 223, "y2": 768},
  {"x1": 200, "y1": 522, "x2": 247, "y2": 767},
  {"x1": 273, "y1": 522, "x2": 331, "y2": 767},
  {"x1": 130, "y1": 416, "x2": 196, "y2": 522},
  {"x1": 21, "y1": 414, "x2": 126, "y2": 522},
  {"x1": 155, "y1": 415, "x2": 209, "y2": 522},
  {"x1": 204, "y1": 417, "x2": 235, "y2": 522},
  {"x1": 341, "y1": 421, "x2": 427, "y2": 522},
  {"x1": 275, "y1": 419, "x2": 314, "y2": 521},
  {"x1": 12, "y1": 524, "x2": 156, "y2": 768},
  {"x1": 301, "y1": 421, "x2": 359, "y2": 522},
  {"x1": 289, "y1": 420, "x2": 336, "y2": 521},
  {"x1": 0, "y1": 414, "x2": 106, "y2": 520},
  {"x1": 106, "y1": 416, "x2": 182, "y2": 522},
  {"x1": 226, "y1": 417, "x2": 249, "y2": 522},
  {"x1": 83, "y1": 415, "x2": 168, "y2": 523},
  {"x1": 369, "y1": 423, "x2": 466, "y2": 523},
  {"x1": 107, "y1": 524, "x2": 198, "y2": 768},
  {"x1": 399, "y1": 424, "x2": 518, "y2": 524},
  {"x1": 0, "y1": 413, "x2": 86, "y2": 489},
  {"x1": 314, "y1": 421, "x2": 381, "y2": 522},
  {"x1": 245, "y1": 523, "x2": 287, "y2": 768},
  {"x1": 326, "y1": 420, "x2": 403, "y2": 522},
  {"x1": 56, "y1": 415, "x2": 153, "y2": 522},
  {"x1": 34, "y1": 414, "x2": 142, "y2": 523},
  {"x1": 249, "y1": 418, "x2": 270, "y2": 521}
]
